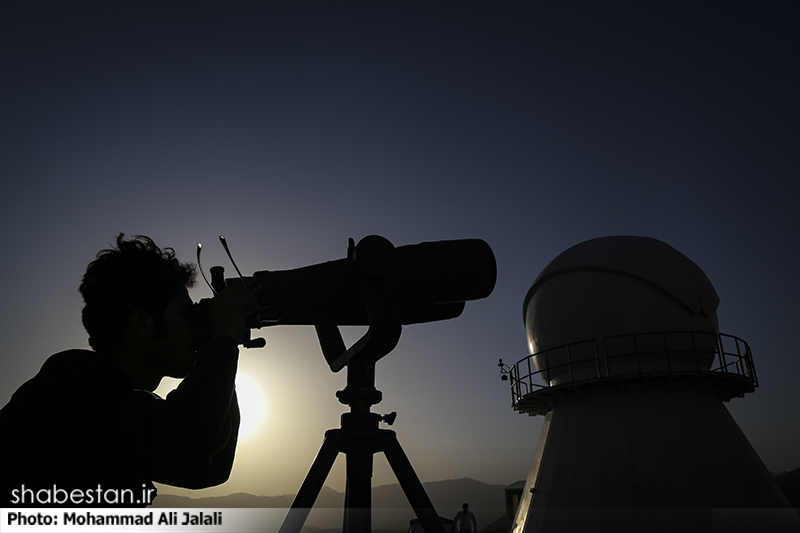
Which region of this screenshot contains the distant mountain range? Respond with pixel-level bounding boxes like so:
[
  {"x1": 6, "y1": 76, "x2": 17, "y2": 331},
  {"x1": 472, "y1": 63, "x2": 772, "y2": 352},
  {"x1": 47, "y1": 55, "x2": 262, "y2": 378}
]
[
  {"x1": 151, "y1": 477, "x2": 513, "y2": 532},
  {"x1": 149, "y1": 470, "x2": 800, "y2": 532}
]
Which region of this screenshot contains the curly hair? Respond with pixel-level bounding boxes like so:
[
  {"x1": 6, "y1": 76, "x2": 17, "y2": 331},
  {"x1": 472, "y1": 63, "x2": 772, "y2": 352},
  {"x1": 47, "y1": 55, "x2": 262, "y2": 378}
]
[{"x1": 79, "y1": 234, "x2": 197, "y2": 353}]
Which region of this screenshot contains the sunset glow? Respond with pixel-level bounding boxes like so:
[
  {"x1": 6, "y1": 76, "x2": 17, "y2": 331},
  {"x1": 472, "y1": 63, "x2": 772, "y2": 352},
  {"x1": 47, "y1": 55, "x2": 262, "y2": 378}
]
[
  {"x1": 235, "y1": 371, "x2": 267, "y2": 442},
  {"x1": 2, "y1": 2, "x2": 798, "y2": 503}
]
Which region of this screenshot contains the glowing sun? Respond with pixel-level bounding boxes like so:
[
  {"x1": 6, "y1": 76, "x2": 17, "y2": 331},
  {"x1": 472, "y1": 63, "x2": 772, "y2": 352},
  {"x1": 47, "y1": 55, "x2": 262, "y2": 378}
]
[{"x1": 235, "y1": 371, "x2": 267, "y2": 441}]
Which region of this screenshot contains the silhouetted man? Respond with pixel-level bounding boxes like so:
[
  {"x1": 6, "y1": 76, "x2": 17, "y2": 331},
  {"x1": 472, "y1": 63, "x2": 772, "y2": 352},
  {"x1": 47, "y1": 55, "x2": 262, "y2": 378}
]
[
  {"x1": 454, "y1": 502, "x2": 477, "y2": 533},
  {"x1": 0, "y1": 234, "x2": 257, "y2": 507}
]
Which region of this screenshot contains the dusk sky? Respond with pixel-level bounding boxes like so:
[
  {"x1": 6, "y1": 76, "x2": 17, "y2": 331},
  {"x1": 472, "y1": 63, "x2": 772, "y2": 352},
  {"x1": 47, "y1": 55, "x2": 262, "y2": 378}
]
[{"x1": 2, "y1": 1, "x2": 799, "y2": 500}]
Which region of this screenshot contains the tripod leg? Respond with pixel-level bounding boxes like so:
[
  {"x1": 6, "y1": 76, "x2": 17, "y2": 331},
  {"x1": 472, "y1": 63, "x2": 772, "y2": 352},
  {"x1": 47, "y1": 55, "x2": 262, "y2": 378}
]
[
  {"x1": 343, "y1": 449, "x2": 372, "y2": 533},
  {"x1": 383, "y1": 435, "x2": 446, "y2": 533},
  {"x1": 279, "y1": 432, "x2": 340, "y2": 533}
]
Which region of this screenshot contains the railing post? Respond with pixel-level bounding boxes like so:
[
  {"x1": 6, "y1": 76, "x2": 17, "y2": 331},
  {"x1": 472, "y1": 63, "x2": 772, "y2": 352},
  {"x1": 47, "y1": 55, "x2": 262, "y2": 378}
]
[
  {"x1": 567, "y1": 345, "x2": 574, "y2": 384},
  {"x1": 543, "y1": 349, "x2": 549, "y2": 386},
  {"x1": 594, "y1": 340, "x2": 601, "y2": 379},
  {"x1": 716, "y1": 334, "x2": 725, "y2": 374}
]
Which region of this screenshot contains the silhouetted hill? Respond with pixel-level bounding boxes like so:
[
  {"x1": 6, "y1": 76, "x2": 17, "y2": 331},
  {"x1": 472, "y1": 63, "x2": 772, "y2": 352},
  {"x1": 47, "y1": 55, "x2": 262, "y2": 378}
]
[
  {"x1": 372, "y1": 477, "x2": 505, "y2": 510},
  {"x1": 151, "y1": 486, "x2": 343, "y2": 508},
  {"x1": 151, "y1": 478, "x2": 508, "y2": 532},
  {"x1": 152, "y1": 472, "x2": 799, "y2": 531},
  {"x1": 152, "y1": 478, "x2": 504, "y2": 510}
]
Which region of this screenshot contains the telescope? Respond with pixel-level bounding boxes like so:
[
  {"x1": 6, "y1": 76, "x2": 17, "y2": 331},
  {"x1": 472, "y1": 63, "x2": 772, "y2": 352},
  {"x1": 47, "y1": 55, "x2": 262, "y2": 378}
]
[
  {"x1": 204, "y1": 235, "x2": 496, "y2": 533},
  {"x1": 208, "y1": 235, "x2": 496, "y2": 371},
  {"x1": 251, "y1": 235, "x2": 496, "y2": 325}
]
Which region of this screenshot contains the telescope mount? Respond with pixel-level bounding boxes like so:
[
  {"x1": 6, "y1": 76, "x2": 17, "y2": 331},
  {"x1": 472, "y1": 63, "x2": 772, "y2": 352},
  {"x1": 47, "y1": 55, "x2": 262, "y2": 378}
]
[{"x1": 279, "y1": 237, "x2": 447, "y2": 533}]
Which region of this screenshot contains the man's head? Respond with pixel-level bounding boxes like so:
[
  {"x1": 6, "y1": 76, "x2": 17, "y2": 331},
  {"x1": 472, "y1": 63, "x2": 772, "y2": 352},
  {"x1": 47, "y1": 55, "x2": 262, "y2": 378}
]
[
  {"x1": 79, "y1": 234, "x2": 197, "y2": 354},
  {"x1": 462, "y1": 503, "x2": 469, "y2": 511}
]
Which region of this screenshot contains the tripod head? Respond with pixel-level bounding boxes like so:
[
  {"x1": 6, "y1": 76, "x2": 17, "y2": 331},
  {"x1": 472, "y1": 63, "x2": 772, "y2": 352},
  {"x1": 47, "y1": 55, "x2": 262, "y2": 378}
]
[{"x1": 300, "y1": 235, "x2": 495, "y2": 413}]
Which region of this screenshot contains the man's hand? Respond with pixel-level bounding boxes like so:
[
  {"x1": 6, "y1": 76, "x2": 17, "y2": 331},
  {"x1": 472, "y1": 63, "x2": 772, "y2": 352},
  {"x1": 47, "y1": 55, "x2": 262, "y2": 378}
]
[{"x1": 208, "y1": 279, "x2": 261, "y2": 344}]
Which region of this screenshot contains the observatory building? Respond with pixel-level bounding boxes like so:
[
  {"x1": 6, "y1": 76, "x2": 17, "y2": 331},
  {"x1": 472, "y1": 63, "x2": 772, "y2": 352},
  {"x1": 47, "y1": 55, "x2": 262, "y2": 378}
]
[{"x1": 502, "y1": 236, "x2": 800, "y2": 532}]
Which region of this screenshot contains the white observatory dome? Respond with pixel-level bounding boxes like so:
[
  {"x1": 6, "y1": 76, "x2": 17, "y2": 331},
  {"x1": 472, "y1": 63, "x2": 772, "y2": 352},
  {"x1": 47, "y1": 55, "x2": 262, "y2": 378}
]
[
  {"x1": 510, "y1": 237, "x2": 798, "y2": 532},
  {"x1": 524, "y1": 236, "x2": 720, "y2": 385}
]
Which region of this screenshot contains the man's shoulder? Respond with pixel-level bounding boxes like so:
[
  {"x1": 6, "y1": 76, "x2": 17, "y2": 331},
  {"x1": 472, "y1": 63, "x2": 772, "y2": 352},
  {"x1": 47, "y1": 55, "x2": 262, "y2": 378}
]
[
  {"x1": 0, "y1": 349, "x2": 148, "y2": 441},
  {"x1": 6, "y1": 349, "x2": 131, "y2": 405},
  {"x1": 40, "y1": 349, "x2": 127, "y2": 379},
  {"x1": 43, "y1": 348, "x2": 108, "y2": 367}
]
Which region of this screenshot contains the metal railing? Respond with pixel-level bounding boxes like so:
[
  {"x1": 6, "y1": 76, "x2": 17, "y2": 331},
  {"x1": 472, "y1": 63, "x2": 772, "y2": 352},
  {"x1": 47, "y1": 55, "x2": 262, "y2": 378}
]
[{"x1": 500, "y1": 332, "x2": 756, "y2": 409}]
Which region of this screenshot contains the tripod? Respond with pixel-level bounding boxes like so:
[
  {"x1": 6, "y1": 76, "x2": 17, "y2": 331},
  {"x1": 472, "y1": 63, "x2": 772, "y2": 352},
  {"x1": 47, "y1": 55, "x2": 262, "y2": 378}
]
[{"x1": 279, "y1": 240, "x2": 447, "y2": 533}]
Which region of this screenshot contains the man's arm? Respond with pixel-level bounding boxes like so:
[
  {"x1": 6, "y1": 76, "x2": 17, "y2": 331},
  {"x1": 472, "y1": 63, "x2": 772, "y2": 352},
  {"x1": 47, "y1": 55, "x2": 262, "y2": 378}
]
[
  {"x1": 118, "y1": 336, "x2": 240, "y2": 484},
  {"x1": 162, "y1": 390, "x2": 240, "y2": 489},
  {"x1": 127, "y1": 283, "x2": 257, "y2": 487}
]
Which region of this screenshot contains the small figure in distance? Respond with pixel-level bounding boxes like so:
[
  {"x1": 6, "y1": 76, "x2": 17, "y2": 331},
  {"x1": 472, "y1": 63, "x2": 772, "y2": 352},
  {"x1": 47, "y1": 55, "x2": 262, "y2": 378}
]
[
  {"x1": 454, "y1": 502, "x2": 477, "y2": 533},
  {"x1": 0, "y1": 234, "x2": 260, "y2": 507}
]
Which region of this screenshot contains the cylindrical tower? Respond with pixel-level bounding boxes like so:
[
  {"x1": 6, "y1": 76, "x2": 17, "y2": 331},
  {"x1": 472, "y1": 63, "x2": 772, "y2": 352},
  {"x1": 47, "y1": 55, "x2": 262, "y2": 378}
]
[{"x1": 503, "y1": 236, "x2": 799, "y2": 532}]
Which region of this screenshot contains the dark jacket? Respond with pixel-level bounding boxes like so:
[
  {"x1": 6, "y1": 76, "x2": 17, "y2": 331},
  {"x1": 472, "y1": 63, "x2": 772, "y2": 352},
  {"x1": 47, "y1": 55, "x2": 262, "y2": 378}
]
[{"x1": 0, "y1": 336, "x2": 240, "y2": 507}]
